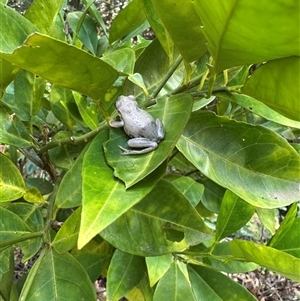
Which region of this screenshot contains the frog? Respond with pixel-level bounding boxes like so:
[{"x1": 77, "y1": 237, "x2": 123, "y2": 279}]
[{"x1": 109, "y1": 95, "x2": 165, "y2": 155}]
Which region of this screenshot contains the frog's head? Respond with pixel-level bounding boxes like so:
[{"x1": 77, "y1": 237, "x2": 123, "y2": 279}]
[{"x1": 115, "y1": 95, "x2": 138, "y2": 114}]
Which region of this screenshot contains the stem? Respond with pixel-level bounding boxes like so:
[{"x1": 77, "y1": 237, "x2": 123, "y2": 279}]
[
  {"x1": 0, "y1": 232, "x2": 44, "y2": 248},
  {"x1": 39, "y1": 123, "x2": 106, "y2": 154},
  {"x1": 151, "y1": 56, "x2": 183, "y2": 99}
]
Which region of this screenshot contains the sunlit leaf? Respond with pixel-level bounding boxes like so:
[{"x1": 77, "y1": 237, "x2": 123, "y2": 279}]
[{"x1": 177, "y1": 111, "x2": 300, "y2": 208}]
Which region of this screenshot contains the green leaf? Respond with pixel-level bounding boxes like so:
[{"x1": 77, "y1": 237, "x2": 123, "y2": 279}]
[
  {"x1": 102, "y1": 48, "x2": 135, "y2": 74},
  {"x1": 154, "y1": 262, "x2": 196, "y2": 301},
  {"x1": 100, "y1": 180, "x2": 212, "y2": 256},
  {"x1": 78, "y1": 130, "x2": 167, "y2": 249},
  {"x1": 24, "y1": 0, "x2": 64, "y2": 35},
  {"x1": 270, "y1": 216, "x2": 300, "y2": 258},
  {"x1": 0, "y1": 4, "x2": 38, "y2": 52},
  {"x1": 48, "y1": 131, "x2": 86, "y2": 169},
  {"x1": 146, "y1": 253, "x2": 173, "y2": 287},
  {"x1": 1, "y1": 33, "x2": 119, "y2": 99},
  {"x1": 268, "y1": 202, "x2": 298, "y2": 248},
  {"x1": 195, "y1": 0, "x2": 300, "y2": 72},
  {"x1": 8, "y1": 202, "x2": 43, "y2": 261},
  {"x1": 141, "y1": 0, "x2": 174, "y2": 59},
  {"x1": 216, "y1": 92, "x2": 300, "y2": 129},
  {"x1": 188, "y1": 264, "x2": 257, "y2": 301},
  {"x1": 231, "y1": 240, "x2": 300, "y2": 282},
  {"x1": 23, "y1": 187, "x2": 46, "y2": 204},
  {"x1": 0, "y1": 57, "x2": 20, "y2": 93},
  {"x1": 109, "y1": 0, "x2": 147, "y2": 44},
  {"x1": 216, "y1": 190, "x2": 255, "y2": 241},
  {"x1": 0, "y1": 102, "x2": 32, "y2": 148},
  {"x1": 177, "y1": 111, "x2": 300, "y2": 208},
  {"x1": 19, "y1": 249, "x2": 96, "y2": 301},
  {"x1": 53, "y1": 207, "x2": 81, "y2": 254},
  {"x1": 124, "y1": 38, "x2": 181, "y2": 97},
  {"x1": 0, "y1": 248, "x2": 14, "y2": 301},
  {"x1": 73, "y1": 92, "x2": 98, "y2": 130},
  {"x1": 171, "y1": 176, "x2": 204, "y2": 207},
  {"x1": 67, "y1": 12, "x2": 98, "y2": 55},
  {"x1": 151, "y1": 0, "x2": 207, "y2": 62},
  {"x1": 0, "y1": 206, "x2": 32, "y2": 243},
  {"x1": 242, "y1": 57, "x2": 300, "y2": 122},
  {"x1": 71, "y1": 238, "x2": 113, "y2": 282},
  {"x1": 256, "y1": 208, "x2": 276, "y2": 235},
  {"x1": 54, "y1": 145, "x2": 87, "y2": 210},
  {"x1": 107, "y1": 250, "x2": 146, "y2": 301},
  {"x1": 105, "y1": 94, "x2": 193, "y2": 187},
  {"x1": 0, "y1": 153, "x2": 26, "y2": 202}
]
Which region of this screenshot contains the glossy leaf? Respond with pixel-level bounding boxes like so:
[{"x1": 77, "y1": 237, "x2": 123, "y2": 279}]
[
  {"x1": 54, "y1": 145, "x2": 88, "y2": 210},
  {"x1": 177, "y1": 111, "x2": 300, "y2": 208},
  {"x1": 268, "y1": 202, "x2": 298, "y2": 248},
  {"x1": 107, "y1": 250, "x2": 146, "y2": 301},
  {"x1": 171, "y1": 176, "x2": 204, "y2": 207},
  {"x1": 188, "y1": 264, "x2": 257, "y2": 301},
  {"x1": 0, "y1": 103, "x2": 32, "y2": 148},
  {"x1": 0, "y1": 206, "x2": 32, "y2": 243},
  {"x1": 0, "y1": 153, "x2": 26, "y2": 202},
  {"x1": 216, "y1": 190, "x2": 255, "y2": 241},
  {"x1": 124, "y1": 38, "x2": 181, "y2": 97},
  {"x1": 216, "y1": 92, "x2": 300, "y2": 129},
  {"x1": 195, "y1": 0, "x2": 300, "y2": 72},
  {"x1": 105, "y1": 94, "x2": 193, "y2": 187},
  {"x1": 256, "y1": 208, "x2": 276, "y2": 235},
  {"x1": 53, "y1": 208, "x2": 81, "y2": 254},
  {"x1": 73, "y1": 92, "x2": 98, "y2": 130},
  {"x1": 1, "y1": 33, "x2": 119, "y2": 99},
  {"x1": 23, "y1": 187, "x2": 46, "y2": 204},
  {"x1": 141, "y1": 0, "x2": 174, "y2": 59},
  {"x1": 78, "y1": 130, "x2": 167, "y2": 249},
  {"x1": 242, "y1": 57, "x2": 300, "y2": 122},
  {"x1": 24, "y1": 0, "x2": 64, "y2": 35},
  {"x1": 8, "y1": 202, "x2": 43, "y2": 261},
  {"x1": 125, "y1": 273, "x2": 153, "y2": 301},
  {"x1": 19, "y1": 249, "x2": 96, "y2": 301},
  {"x1": 0, "y1": 248, "x2": 14, "y2": 301},
  {"x1": 151, "y1": 0, "x2": 207, "y2": 62},
  {"x1": 100, "y1": 180, "x2": 212, "y2": 256},
  {"x1": 154, "y1": 262, "x2": 196, "y2": 301},
  {"x1": 270, "y1": 216, "x2": 300, "y2": 258},
  {"x1": 146, "y1": 253, "x2": 173, "y2": 287},
  {"x1": 230, "y1": 239, "x2": 300, "y2": 282},
  {"x1": 109, "y1": 0, "x2": 146, "y2": 44},
  {"x1": 0, "y1": 57, "x2": 20, "y2": 92},
  {"x1": 102, "y1": 48, "x2": 135, "y2": 74},
  {"x1": 68, "y1": 12, "x2": 98, "y2": 54}
]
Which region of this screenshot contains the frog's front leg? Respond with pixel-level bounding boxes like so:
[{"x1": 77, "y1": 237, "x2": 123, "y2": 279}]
[
  {"x1": 109, "y1": 119, "x2": 124, "y2": 128},
  {"x1": 119, "y1": 138, "x2": 158, "y2": 155}
]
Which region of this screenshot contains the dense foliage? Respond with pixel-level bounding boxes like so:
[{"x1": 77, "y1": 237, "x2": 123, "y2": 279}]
[{"x1": 0, "y1": 0, "x2": 299, "y2": 300}]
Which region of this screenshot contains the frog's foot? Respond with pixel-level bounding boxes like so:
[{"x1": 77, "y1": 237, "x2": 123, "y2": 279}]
[{"x1": 118, "y1": 144, "x2": 158, "y2": 155}]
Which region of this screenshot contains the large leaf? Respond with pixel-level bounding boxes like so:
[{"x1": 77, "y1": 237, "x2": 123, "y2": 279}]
[
  {"x1": 3, "y1": 70, "x2": 45, "y2": 121},
  {"x1": 195, "y1": 0, "x2": 299, "y2": 72},
  {"x1": 107, "y1": 250, "x2": 146, "y2": 301},
  {"x1": 0, "y1": 153, "x2": 26, "y2": 202},
  {"x1": 0, "y1": 57, "x2": 20, "y2": 92},
  {"x1": 242, "y1": 57, "x2": 300, "y2": 122},
  {"x1": 188, "y1": 264, "x2": 257, "y2": 301},
  {"x1": 230, "y1": 239, "x2": 300, "y2": 282},
  {"x1": 216, "y1": 92, "x2": 300, "y2": 129},
  {"x1": 177, "y1": 111, "x2": 300, "y2": 208},
  {"x1": 104, "y1": 94, "x2": 193, "y2": 187},
  {"x1": 100, "y1": 180, "x2": 212, "y2": 256},
  {"x1": 19, "y1": 249, "x2": 96, "y2": 300},
  {"x1": 215, "y1": 190, "x2": 255, "y2": 241},
  {"x1": 109, "y1": 0, "x2": 147, "y2": 44},
  {"x1": 78, "y1": 130, "x2": 167, "y2": 249},
  {"x1": 1, "y1": 33, "x2": 118, "y2": 99},
  {"x1": 151, "y1": 0, "x2": 207, "y2": 62},
  {"x1": 153, "y1": 262, "x2": 196, "y2": 301}
]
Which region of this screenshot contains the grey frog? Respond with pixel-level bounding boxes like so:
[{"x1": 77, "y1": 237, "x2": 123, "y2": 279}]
[{"x1": 109, "y1": 95, "x2": 165, "y2": 155}]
